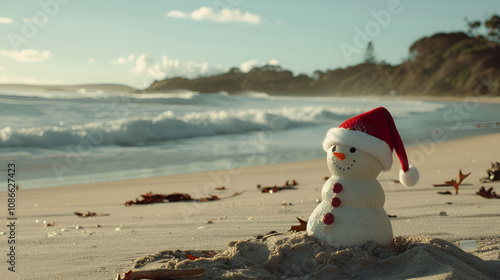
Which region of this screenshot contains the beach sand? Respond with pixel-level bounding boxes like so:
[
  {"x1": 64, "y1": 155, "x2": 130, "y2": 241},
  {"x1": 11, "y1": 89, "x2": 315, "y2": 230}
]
[{"x1": 6, "y1": 133, "x2": 500, "y2": 279}]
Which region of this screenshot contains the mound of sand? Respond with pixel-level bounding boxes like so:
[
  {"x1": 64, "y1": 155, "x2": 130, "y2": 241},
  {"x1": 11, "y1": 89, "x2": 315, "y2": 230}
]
[{"x1": 132, "y1": 232, "x2": 499, "y2": 279}]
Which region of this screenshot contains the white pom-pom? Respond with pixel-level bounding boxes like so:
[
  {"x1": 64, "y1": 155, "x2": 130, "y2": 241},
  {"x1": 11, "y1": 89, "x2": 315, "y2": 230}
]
[{"x1": 399, "y1": 165, "x2": 419, "y2": 187}]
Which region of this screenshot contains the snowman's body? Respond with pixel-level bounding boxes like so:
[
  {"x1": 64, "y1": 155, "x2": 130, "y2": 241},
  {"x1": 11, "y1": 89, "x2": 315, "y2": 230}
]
[{"x1": 307, "y1": 144, "x2": 393, "y2": 247}]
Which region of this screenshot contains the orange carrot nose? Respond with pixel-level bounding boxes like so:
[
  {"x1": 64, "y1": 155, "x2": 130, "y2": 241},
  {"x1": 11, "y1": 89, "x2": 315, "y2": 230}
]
[{"x1": 333, "y1": 152, "x2": 345, "y2": 160}]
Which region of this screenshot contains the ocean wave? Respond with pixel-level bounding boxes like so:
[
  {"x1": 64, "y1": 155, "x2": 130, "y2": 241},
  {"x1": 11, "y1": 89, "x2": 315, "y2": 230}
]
[
  {"x1": 0, "y1": 89, "x2": 447, "y2": 148},
  {"x1": 0, "y1": 90, "x2": 229, "y2": 105},
  {"x1": 0, "y1": 89, "x2": 254, "y2": 100},
  {"x1": 0, "y1": 89, "x2": 119, "y2": 100},
  {"x1": 0, "y1": 107, "x2": 358, "y2": 148}
]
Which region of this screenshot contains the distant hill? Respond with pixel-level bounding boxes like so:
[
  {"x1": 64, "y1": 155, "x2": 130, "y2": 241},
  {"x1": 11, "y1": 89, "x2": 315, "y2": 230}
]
[{"x1": 145, "y1": 32, "x2": 500, "y2": 96}]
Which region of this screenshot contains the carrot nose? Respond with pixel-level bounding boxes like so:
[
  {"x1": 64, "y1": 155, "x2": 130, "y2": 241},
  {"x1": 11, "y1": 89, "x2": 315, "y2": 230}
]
[{"x1": 333, "y1": 152, "x2": 345, "y2": 160}]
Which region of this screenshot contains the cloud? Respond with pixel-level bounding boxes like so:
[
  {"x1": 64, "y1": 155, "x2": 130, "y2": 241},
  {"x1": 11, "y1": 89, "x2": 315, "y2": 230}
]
[
  {"x1": 166, "y1": 10, "x2": 188, "y2": 19},
  {"x1": 111, "y1": 54, "x2": 135, "y2": 64},
  {"x1": 269, "y1": 59, "x2": 279, "y2": 65},
  {"x1": 240, "y1": 58, "x2": 279, "y2": 72},
  {"x1": 22, "y1": 17, "x2": 50, "y2": 24},
  {"x1": 135, "y1": 54, "x2": 156, "y2": 73},
  {"x1": 160, "y1": 55, "x2": 226, "y2": 78},
  {"x1": 0, "y1": 49, "x2": 50, "y2": 62},
  {"x1": 166, "y1": 6, "x2": 262, "y2": 24},
  {"x1": 0, "y1": 66, "x2": 4, "y2": 71},
  {"x1": 0, "y1": 17, "x2": 13, "y2": 24},
  {"x1": 0, "y1": 75, "x2": 63, "y2": 85},
  {"x1": 129, "y1": 54, "x2": 227, "y2": 82},
  {"x1": 134, "y1": 54, "x2": 166, "y2": 80},
  {"x1": 88, "y1": 58, "x2": 95, "y2": 63},
  {"x1": 118, "y1": 54, "x2": 282, "y2": 85}
]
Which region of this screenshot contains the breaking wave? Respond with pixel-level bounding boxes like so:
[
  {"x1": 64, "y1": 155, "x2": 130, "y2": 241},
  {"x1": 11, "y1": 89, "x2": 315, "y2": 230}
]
[
  {"x1": 0, "y1": 90, "x2": 445, "y2": 148},
  {"x1": 0, "y1": 107, "x2": 352, "y2": 147}
]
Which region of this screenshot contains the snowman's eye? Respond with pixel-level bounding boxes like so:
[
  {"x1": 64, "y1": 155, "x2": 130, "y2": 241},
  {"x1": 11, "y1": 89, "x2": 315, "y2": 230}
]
[
  {"x1": 331, "y1": 146, "x2": 336, "y2": 152},
  {"x1": 350, "y1": 147, "x2": 356, "y2": 153}
]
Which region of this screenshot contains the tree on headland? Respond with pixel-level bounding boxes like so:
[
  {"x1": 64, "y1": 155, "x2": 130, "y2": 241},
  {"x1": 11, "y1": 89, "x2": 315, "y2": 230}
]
[
  {"x1": 463, "y1": 15, "x2": 500, "y2": 42},
  {"x1": 464, "y1": 17, "x2": 481, "y2": 36},
  {"x1": 363, "y1": 41, "x2": 377, "y2": 64},
  {"x1": 485, "y1": 14, "x2": 500, "y2": 42}
]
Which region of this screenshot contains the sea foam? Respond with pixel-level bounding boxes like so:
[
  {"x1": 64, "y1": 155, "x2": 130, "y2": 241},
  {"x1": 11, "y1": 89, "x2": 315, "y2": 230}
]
[{"x1": 0, "y1": 106, "x2": 369, "y2": 147}]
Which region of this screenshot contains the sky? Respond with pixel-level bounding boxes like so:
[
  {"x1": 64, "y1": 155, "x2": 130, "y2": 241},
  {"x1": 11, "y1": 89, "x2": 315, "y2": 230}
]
[{"x1": 0, "y1": 0, "x2": 499, "y2": 89}]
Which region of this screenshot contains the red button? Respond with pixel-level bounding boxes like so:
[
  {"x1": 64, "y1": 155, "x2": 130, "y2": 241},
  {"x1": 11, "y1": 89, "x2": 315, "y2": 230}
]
[
  {"x1": 331, "y1": 197, "x2": 341, "y2": 208},
  {"x1": 323, "y1": 213, "x2": 335, "y2": 225},
  {"x1": 333, "y1": 183, "x2": 343, "y2": 193}
]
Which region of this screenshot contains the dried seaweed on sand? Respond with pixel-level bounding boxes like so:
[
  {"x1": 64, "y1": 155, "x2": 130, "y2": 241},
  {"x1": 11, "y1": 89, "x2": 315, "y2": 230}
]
[
  {"x1": 476, "y1": 187, "x2": 500, "y2": 199},
  {"x1": 257, "y1": 179, "x2": 298, "y2": 193},
  {"x1": 125, "y1": 191, "x2": 244, "y2": 206},
  {"x1": 479, "y1": 162, "x2": 500, "y2": 183},
  {"x1": 115, "y1": 268, "x2": 205, "y2": 280}
]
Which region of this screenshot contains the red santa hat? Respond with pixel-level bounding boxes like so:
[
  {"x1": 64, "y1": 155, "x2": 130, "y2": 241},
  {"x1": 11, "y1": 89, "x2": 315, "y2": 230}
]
[{"x1": 322, "y1": 107, "x2": 419, "y2": 187}]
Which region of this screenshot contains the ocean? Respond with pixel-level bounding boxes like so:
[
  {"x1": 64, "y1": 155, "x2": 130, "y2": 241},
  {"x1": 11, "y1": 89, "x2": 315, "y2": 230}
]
[{"x1": 1, "y1": 89, "x2": 499, "y2": 190}]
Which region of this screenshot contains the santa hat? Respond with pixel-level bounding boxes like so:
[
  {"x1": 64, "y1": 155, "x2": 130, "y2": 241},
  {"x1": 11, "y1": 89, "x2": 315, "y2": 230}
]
[{"x1": 322, "y1": 107, "x2": 419, "y2": 187}]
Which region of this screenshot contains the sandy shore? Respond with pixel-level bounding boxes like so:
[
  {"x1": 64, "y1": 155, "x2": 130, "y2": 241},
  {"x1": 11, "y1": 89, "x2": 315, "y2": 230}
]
[{"x1": 4, "y1": 133, "x2": 500, "y2": 279}]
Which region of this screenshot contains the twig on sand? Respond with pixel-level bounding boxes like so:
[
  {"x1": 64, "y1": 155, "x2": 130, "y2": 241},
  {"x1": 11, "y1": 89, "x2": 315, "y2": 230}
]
[
  {"x1": 437, "y1": 191, "x2": 452, "y2": 195},
  {"x1": 433, "y1": 169, "x2": 470, "y2": 194},
  {"x1": 257, "y1": 180, "x2": 298, "y2": 193},
  {"x1": 115, "y1": 268, "x2": 205, "y2": 280},
  {"x1": 74, "y1": 211, "x2": 109, "y2": 217}
]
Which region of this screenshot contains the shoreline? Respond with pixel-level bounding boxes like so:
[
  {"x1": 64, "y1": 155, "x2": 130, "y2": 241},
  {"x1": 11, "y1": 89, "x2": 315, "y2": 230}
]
[
  {"x1": 11, "y1": 133, "x2": 500, "y2": 279},
  {"x1": 22, "y1": 132, "x2": 500, "y2": 194},
  {"x1": 6, "y1": 90, "x2": 500, "y2": 192},
  {"x1": 16, "y1": 130, "x2": 500, "y2": 192},
  {"x1": 357, "y1": 93, "x2": 500, "y2": 104},
  {"x1": 2, "y1": 84, "x2": 500, "y2": 103}
]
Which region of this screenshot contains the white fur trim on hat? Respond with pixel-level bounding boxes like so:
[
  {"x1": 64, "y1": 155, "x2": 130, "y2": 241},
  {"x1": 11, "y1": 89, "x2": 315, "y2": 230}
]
[
  {"x1": 399, "y1": 165, "x2": 419, "y2": 187},
  {"x1": 322, "y1": 128, "x2": 393, "y2": 171}
]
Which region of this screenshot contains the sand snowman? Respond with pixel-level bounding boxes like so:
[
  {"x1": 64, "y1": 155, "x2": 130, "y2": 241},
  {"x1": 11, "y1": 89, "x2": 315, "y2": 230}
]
[{"x1": 307, "y1": 107, "x2": 419, "y2": 247}]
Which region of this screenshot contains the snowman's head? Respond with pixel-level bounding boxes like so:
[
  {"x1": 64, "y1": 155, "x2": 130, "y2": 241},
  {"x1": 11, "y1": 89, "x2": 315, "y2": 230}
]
[{"x1": 326, "y1": 144, "x2": 383, "y2": 179}]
